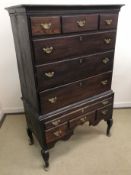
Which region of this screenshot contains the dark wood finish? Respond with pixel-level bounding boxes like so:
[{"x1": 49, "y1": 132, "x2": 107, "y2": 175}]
[
  {"x1": 45, "y1": 122, "x2": 68, "y2": 143},
  {"x1": 33, "y1": 31, "x2": 116, "y2": 65},
  {"x1": 100, "y1": 13, "x2": 118, "y2": 30},
  {"x1": 69, "y1": 111, "x2": 95, "y2": 128},
  {"x1": 36, "y1": 51, "x2": 114, "y2": 90},
  {"x1": 41, "y1": 149, "x2": 49, "y2": 170},
  {"x1": 27, "y1": 128, "x2": 34, "y2": 145},
  {"x1": 9, "y1": 14, "x2": 39, "y2": 111},
  {"x1": 106, "y1": 118, "x2": 113, "y2": 136},
  {"x1": 44, "y1": 95, "x2": 113, "y2": 129},
  {"x1": 40, "y1": 72, "x2": 112, "y2": 114},
  {"x1": 95, "y1": 104, "x2": 113, "y2": 125},
  {"x1": 31, "y1": 16, "x2": 61, "y2": 36},
  {"x1": 62, "y1": 14, "x2": 98, "y2": 33},
  {"x1": 6, "y1": 4, "x2": 123, "y2": 169}
]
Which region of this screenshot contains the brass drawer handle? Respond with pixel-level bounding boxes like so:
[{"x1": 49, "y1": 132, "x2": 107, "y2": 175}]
[
  {"x1": 104, "y1": 38, "x2": 112, "y2": 44},
  {"x1": 52, "y1": 119, "x2": 61, "y2": 126},
  {"x1": 77, "y1": 20, "x2": 86, "y2": 27},
  {"x1": 43, "y1": 47, "x2": 53, "y2": 54},
  {"x1": 102, "y1": 100, "x2": 109, "y2": 105},
  {"x1": 48, "y1": 97, "x2": 57, "y2": 104},
  {"x1": 80, "y1": 116, "x2": 87, "y2": 122},
  {"x1": 53, "y1": 130, "x2": 62, "y2": 137},
  {"x1": 41, "y1": 23, "x2": 52, "y2": 30},
  {"x1": 101, "y1": 80, "x2": 108, "y2": 85},
  {"x1": 102, "y1": 57, "x2": 110, "y2": 64},
  {"x1": 45, "y1": 72, "x2": 54, "y2": 78},
  {"x1": 101, "y1": 109, "x2": 108, "y2": 115},
  {"x1": 105, "y1": 19, "x2": 112, "y2": 25}
]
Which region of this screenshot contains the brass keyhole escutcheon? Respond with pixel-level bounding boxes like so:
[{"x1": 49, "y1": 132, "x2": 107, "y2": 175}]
[
  {"x1": 79, "y1": 82, "x2": 83, "y2": 87},
  {"x1": 79, "y1": 58, "x2": 83, "y2": 63},
  {"x1": 79, "y1": 36, "x2": 83, "y2": 41}
]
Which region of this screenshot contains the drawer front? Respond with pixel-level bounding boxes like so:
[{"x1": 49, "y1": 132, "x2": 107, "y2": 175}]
[
  {"x1": 30, "y1": 16, "x2": 61, "y2": 36},
  {"x1": 44, "y1": 96, "x2": 113, "y2": 130},
  {"x1": 45, "y1": 122, "x2": 68, "y2": 143},
  {"x1": 100, "y1": 14, "x2": 118, "y2": 30},
  {"x1": 69, "y1": 111, "x2": 95, "y2": 128},
  {"x1": 62, "y1": 14, "x2": 98, "y2": 33},
  {"x1": 36, "y1": 51, "x2": 114, "y2": 91},
  {"x1": 96, "y1": 104, "x2": 113, "y2": 123},
  {"x1": 40, "y1": 72, "x2": 112, "y2": 114},
  {"x1": 33, "y1": 31, "x2": 116, "y2": 65}
]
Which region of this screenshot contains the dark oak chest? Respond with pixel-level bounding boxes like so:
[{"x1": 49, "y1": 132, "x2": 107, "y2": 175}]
[{"x1": 6, "y1": 4, "x2": 123, "y2": 170}]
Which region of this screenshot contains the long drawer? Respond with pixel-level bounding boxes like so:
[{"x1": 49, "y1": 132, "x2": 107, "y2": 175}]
[
  {"x1": 40, "y1": 71, "x2": 112, "y2": 114},
  {"x1": 36, "y1": 51, "x2": 114, "y2": 91},
  {"x1": 33, "y1": 31, "x2": 116, "y2": 65}
]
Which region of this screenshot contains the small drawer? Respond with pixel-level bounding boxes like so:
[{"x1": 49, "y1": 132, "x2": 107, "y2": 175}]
[
  {"x1": 96, "y1": 104, "x2": 113, "y2": 121},
  {"x1": 69, "y1": 111, "x2": 95, "y2": 128},
  {"x1": 99, "y1": 14, "x2": 118, "y2": 30},
  {"x1": 30, "y1": 16, "x2": 61, "y2": 36},
  {"x1": 81, "y1": 96, "x2": 113, "y2": 114},
  {"x1": 62, "y1": 14, "x2": 98, "y2": 33},
  {"x1": 45, "y1": 117, "x2": 66, "y2": 130},
  {"x1": 45, "y1": 122, "x2": 68, "y2": 143}
]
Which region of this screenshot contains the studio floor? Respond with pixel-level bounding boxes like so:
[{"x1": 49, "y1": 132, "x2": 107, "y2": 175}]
[{"x1": 0, "y1": 109, "x2": 131, "y2": 175}]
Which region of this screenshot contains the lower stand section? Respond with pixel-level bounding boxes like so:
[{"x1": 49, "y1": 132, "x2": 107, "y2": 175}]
[
  {"x1": 26, "y1": 128, "x2": 34, "y2": 145},
  {"x1": 106, "y1": 118, "x2": 113, "y2": 136},
  {"x1": 41, "y1": 149, "x2": 49, "y2": 171}
]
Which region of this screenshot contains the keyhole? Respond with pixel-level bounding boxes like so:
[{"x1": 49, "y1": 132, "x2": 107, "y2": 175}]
[
  {"x1": 79, "y1": 36, "x2": 83, "y2": 41},
  {"x1": 79, "y1": 58, "x2": 83, "y2": 64},
  {"x1": 79, "y1": 82, "x2": 83, "y2": 87}
]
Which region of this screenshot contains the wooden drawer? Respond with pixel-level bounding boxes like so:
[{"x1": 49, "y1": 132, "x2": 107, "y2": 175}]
[
  {"x1": 96, "y1": 104, "x2": 113, "y2": 121},
  {"x1": 36, "y1": 51, "x2": 114, "y2": 91},
  {"x1": 45, "y1": 122, "x2": 68, "y2": 143},
  {"x1": 33, "y1": 31, "x2": 116, "y2": 65},
  {"x1": 100, "y1": 14, "x2": 118, "y2": 30},
  {"x1": 40, "y1": 71, "x2": 112, "y2": 114},
  {"x1": 62, "y1": 14, "x2": 98, "y2": 33},
  {"x1": 30, "y1": 16, "x2": 61, "y2": 36},
  {"x1": 92, "y1": 104, "x2": 113, "y2": 125},
  {"x1": 69, "y1": 111, "x2": 95, "y2": 128}
]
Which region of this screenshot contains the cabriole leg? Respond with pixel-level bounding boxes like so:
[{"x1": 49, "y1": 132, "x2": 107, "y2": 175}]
[
  {"x1": 106, "y1": 118, "x2": 113, "y2": 137},
  {"x1": 41, "y1": 149, "x2": 49, "y2": 171},
  {"x1": 26, "y1": 128, "x2": 34, "y2": 145}
]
